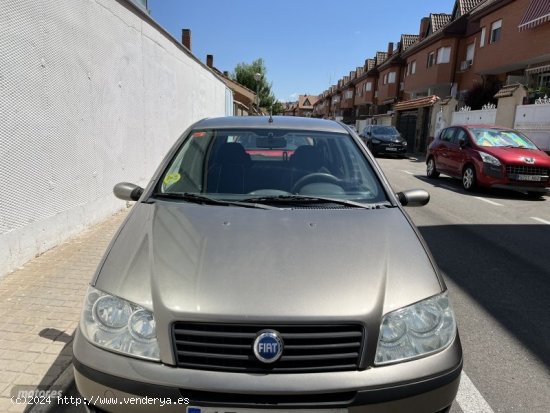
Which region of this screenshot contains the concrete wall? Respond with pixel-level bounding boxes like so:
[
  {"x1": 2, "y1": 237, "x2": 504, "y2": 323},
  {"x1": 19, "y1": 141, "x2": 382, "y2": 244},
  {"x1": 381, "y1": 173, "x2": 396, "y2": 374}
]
[
  {"x1": 514, "y1": 103, "x2": 550, "y2": 151},
  {"x1": 451, "y1": 108, "x2": 497, "y2": 126},
  {"x1": 495, "y1": 88, "x2": 527, "y2": 129},
  {"x1": 0, "y1": 0, "x2": 229, "y2": 277}
]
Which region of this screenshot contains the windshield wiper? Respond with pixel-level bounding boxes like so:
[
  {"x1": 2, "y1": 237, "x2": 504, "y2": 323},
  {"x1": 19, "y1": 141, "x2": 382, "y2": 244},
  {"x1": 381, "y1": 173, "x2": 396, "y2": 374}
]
[
  {"x1": 151, "y1": 192, "x2": 278, "y2": 210},
  {"x1": 241, "y1": 195, "x2": 392, "y2": 209}
]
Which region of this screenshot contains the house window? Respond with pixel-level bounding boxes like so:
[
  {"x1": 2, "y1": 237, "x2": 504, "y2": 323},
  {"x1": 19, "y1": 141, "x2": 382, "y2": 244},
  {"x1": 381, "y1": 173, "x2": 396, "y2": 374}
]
[
  {"x1": 366, "y1": 82, "x2": 372, "y2": 91},
  {"x1": 388, "y1": 72, "x2": 396, "y2": 83},
  {"x1": 412, "y1": 61, "x2": 416, "y2": 74},
  {"x1": 345, "y1": 90, "x2": 353, "y2": 99},
  {"x1": 490, "y1": 19, "x2": 502, "y2": 43},
  {"x1": 480, "y1": 27, "x2": 486, "y2": 47},
  {"x1": 437, "y1": 47, "x2": 451, "y2": 64},
  {"x1": 427, "y1": 52, "x2": 435, "y2": 67},
  {"x1": 383, "y1": 74, "x2": 388, "y2": 84},
  {"x1": 539, "y1": 73, "x2": 550, "y2": 88},
  {"x1": 466, "y1": 43, "x2": 475, "y2": 63}
]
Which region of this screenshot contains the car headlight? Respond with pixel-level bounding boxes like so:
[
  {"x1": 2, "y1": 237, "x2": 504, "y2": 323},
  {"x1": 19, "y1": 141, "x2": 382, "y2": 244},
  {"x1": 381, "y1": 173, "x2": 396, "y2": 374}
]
[
  {"x1": 479, "y1": 152, "x2": 501, "y2": 166},
  {"x1": 372, "y1": 138, "x2": 381, "y2": 144},
  {"x1": 375, "y1": 292, "x2": 456, "y2": 365},
  {"x1": 402, "y1": 141, "x2": 408, "y2": 146},
  {"x1": 80, "y1": 286, "x2": 160, "y2": 361}
]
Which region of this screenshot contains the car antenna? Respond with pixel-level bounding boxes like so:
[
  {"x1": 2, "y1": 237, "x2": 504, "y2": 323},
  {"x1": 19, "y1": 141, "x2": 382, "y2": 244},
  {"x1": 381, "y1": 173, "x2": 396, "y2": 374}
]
[{"x1": 268, "y1": 107, "x2": 273, "y2": 123}]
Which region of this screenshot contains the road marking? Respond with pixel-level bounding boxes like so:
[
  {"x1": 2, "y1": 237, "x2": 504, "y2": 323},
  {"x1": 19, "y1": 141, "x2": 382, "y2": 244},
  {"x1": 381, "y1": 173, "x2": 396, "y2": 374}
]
[
  {"x1": 473, "y1": 197, "x2": 503, "y2": 206},
  {"x1": 456, "y1": 371, "x2": 495, "y2": 413},
  {"x1": 440, "y1": 184, "x2": 456, "y2": 191},
  {"x1": 400, "y1": 170, "x2": 414, "y2": 175},
  {"x1": 531, "y1": 216, "x2": 550, "y2": 225}
]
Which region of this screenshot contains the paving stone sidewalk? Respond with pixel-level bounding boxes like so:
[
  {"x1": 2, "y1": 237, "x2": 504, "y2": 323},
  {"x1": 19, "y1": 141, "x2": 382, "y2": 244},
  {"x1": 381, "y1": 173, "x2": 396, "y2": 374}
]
[{"x1": 0, "y1": 209, "x2": 129, "y2": 413}]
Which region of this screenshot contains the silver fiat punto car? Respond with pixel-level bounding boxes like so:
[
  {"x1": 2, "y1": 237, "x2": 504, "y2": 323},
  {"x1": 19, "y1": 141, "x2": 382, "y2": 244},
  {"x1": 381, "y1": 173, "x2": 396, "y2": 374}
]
[{"x1": 73, "y1": 116, "x2": 462, "y2": 413}]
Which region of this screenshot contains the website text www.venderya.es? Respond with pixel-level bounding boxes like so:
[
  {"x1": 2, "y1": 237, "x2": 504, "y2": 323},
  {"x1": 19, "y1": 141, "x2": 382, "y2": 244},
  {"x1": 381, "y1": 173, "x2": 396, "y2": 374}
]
[{"x1": 58, "y1": 395, "x2": 190, "y2": 407}]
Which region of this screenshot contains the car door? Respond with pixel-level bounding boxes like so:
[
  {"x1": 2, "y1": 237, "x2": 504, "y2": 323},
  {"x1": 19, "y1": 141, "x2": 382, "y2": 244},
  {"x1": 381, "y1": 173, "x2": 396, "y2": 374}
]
[
  {"x1": 445, "y1": 128, "x2": 468, "y2": 177},
  {"x1": 434, "y1": 128, "x2": 457, "y2": 173}
]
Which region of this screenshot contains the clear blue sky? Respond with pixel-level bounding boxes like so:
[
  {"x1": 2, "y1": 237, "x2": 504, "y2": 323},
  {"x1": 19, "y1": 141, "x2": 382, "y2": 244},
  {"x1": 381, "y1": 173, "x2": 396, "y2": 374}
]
[{"x1": 147, "y1": 0, "x2": 456, "y2": 102}]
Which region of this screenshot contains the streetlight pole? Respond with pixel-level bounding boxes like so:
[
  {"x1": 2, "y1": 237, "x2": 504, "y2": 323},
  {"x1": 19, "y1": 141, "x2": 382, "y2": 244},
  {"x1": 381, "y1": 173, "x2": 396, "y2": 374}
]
[{"x1": 253, "y1": 72, "x2": 262, "y2": 114}]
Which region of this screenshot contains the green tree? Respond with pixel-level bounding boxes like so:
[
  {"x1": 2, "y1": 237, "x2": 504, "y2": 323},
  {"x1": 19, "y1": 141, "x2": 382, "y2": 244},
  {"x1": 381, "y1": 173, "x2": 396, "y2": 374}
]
[{"x1": 233, "y1": 58, "x2": 283, "y2": 114}]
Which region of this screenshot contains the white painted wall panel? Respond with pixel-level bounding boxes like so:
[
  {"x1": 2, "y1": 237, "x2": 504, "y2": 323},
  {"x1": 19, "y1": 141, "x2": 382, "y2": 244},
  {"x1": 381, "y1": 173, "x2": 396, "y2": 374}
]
[
  {"x1": 514, "y1": 104, "x2": 550, "y2": 151},
  {"x1": 451, "y1": 109, "x2": 497, "y2": 126},
  {"x1": 0, "y1": 0, "x2": 228, "y2": 276}
]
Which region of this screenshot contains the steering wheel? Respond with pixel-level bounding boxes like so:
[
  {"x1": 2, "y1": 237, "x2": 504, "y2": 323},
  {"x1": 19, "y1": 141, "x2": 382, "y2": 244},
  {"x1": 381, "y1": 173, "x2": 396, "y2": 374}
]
[{"x1": 291, "y1": 173, "x2": 342, "y2": 193}]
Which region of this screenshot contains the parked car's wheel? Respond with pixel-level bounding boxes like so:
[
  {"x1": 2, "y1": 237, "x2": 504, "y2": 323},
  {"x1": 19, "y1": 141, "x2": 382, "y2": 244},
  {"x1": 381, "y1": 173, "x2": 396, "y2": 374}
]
[
  {"x1": 426, "y1": 157, "x2": 440, "y2": 178},
  {"x1": 462, "y1": 165, "x2": 476, "y2": 191}
]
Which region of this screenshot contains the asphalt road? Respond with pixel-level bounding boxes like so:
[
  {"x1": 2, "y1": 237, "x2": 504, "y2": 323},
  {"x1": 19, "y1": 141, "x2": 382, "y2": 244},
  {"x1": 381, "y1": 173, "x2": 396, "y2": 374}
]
[
  {"x1": 55, "y1": 156, "x2": 550, "y2": 412},
  {"x1": 377, "y1": 155, "x2": 550, "y2": 413}
]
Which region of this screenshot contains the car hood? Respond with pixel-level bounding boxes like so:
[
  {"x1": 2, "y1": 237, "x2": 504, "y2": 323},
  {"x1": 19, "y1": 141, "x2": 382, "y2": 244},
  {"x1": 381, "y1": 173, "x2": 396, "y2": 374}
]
[
  {"x1": 94, "y1": 202, "x2": 442, "y2": 323},
  {"x1": 481, "y1": 146, "x2": 550, "y2": 165},
  {"x1": 374, "y1": 134, "x2": 403, "y2": 142}
]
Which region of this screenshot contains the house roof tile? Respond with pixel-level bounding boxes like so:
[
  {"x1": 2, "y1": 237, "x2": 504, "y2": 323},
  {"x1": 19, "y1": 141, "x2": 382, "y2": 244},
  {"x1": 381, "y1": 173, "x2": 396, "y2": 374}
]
[
  {"x1": 431, "y1": 13, "x2": 452, "y2": 32},
  {"x1": 401, "y1": 34, "x2": 419, "y2": 50},
  {"x1": 493, "y1": 83, "x2": 526, "y2": 99},
  {"x1": 458, "y1": 0, "x2": 485, "y2": 15},
  {"x1": 394, "y1": 95, "x2": 440, "y2": 111},
  {"x1": 299, "y1": 95, "x2": 319, "y2": 108}
]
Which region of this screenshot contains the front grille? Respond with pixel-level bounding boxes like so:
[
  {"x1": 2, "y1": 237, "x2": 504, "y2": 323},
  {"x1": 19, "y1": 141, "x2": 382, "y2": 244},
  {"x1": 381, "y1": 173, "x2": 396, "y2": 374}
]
[
  {"x1": 172, "y1": 323, "x2": 364, "y2": 373},
  {"x1": 505, "y1": 165, "x2": 549, "y2": 176}
]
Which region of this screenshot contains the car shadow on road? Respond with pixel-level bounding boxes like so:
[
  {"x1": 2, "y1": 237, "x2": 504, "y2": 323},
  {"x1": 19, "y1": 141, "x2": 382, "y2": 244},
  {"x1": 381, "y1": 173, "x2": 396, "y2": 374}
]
[
  {"x1": 23, "y1": 330, "x2": 74, "y2": 413},
  {"x1": 413, "y1": 175, "x2": 548, "y2": 202},
  {"x1": 418, "y1": 223, "x2": 550, "y2": 369}
]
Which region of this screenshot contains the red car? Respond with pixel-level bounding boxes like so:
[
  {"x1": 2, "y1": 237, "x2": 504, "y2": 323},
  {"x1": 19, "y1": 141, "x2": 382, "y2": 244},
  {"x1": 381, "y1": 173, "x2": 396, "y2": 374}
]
[{"x1": 426, "y1": 125, "x2": 550, "y2": 197}]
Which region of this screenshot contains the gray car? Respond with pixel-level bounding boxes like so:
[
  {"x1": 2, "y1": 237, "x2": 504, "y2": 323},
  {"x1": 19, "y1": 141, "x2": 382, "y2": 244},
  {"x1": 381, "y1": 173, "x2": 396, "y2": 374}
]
[{"x1": 73, "y1": 116, "x2": 462, "y2": 413}]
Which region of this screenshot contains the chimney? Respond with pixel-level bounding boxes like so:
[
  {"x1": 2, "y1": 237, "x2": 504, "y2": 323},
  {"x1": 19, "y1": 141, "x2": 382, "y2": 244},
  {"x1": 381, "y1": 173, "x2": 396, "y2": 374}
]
[
  {"x1": 387, "y1": 42, "x2": 394, "y2": 57},
  {"x1": 206, "y1": 54, "x2": 213, "y2": 68},
  {"x1": 181, "y1": 29, "x2": 191, "y2": 51},
  {"x1": 419, "y1": 17, "x2": 430, "y2": 40},
  {"x1": 223, "y1": 71, "x2": 229, "y2": 77}
]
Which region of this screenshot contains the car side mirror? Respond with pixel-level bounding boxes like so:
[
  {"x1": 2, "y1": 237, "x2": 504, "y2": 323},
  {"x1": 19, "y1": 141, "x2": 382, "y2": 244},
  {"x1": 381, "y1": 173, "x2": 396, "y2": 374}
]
[
  {"x1": 113, "y1": 182, "x2": 144, "y2": 201},
  {"x1": 396, "y1": 189, "x2": 430, "y2": 207}
]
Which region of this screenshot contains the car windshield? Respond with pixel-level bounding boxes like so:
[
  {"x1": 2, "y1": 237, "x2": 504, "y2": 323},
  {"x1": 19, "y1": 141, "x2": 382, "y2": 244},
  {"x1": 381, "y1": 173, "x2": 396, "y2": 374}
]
[
  {"x1": 372, "y1": 126, "x2": 399, "y2": 135},
  {"x1": 470, "y1": 128, "x2": 538, "y2": 149},
  {"x1": 156, "y1": 128, "x2": 387, "y2": 204}
]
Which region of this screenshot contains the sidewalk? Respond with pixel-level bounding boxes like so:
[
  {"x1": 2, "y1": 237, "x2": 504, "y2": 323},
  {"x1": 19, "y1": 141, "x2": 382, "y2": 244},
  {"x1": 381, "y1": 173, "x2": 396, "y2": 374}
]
[{"x1": 0, "y1": 209, "x2": 129, "y2": 413}]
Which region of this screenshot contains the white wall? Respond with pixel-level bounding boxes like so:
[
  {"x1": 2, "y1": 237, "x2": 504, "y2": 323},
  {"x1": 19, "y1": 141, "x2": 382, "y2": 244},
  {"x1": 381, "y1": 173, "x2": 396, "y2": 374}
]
[
  {"x1": 0, "y1": 0, "x2": 229, "y2": 276},
  {"x1": 514, "y1": 103, "x2": 550, "y2": 151},
  {"x1": 451, "y1": 109, "x2": 497, "y2": 126}
]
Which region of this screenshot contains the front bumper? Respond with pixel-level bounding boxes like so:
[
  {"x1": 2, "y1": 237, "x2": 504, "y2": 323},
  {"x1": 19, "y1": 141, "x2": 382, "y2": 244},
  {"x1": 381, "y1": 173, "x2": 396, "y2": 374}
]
[
  {"x1": 73, "y1": 328, "x2": 462, "y2": 413},
  {"x1": 372, "y1": 142, "x2": 407, "y2": 155},
  {"x1": 479, "y1": 164, "x2": 549, "y2": 191}
]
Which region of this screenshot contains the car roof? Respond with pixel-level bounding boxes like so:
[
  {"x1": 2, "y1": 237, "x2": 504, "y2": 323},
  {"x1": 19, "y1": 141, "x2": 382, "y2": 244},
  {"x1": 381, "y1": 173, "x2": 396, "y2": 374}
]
[
  {"x1": 453, "y1": 124, "x2": 513, "y2": 130},
  {"x1": 193, "y1": 116, "x2": 348, "y2": 133}
]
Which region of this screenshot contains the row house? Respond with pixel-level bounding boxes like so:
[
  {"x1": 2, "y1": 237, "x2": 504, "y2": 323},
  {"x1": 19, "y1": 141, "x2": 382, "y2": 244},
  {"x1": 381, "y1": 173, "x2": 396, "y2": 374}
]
[
  {"x1": 313, "y1": 90, "x2": 330, "y2": 118},
  {"x1": 205, "y1": 54, "x2": 258, "y2": 116},
  {"x1": 395, "y1": 0, "x2": 550, "y2": 151},
  {"x1": 456, "y1": 0, "x2": 550, "y2": 101},
  {"x1": 297, "y1": 95, "x2": 319, "y2": 117},
  {"x1": 282, "y1": 101, "x2": 298, "y2": 116},
  {"x1": 353, "y1": 59, "x2": 377, "y2": 119},
  {"x1": 181, "y1": 30, "x2": 259, "y2": 116},
  {"x1": 283, "y1": 95, "x2": 319, "y2": 117}
]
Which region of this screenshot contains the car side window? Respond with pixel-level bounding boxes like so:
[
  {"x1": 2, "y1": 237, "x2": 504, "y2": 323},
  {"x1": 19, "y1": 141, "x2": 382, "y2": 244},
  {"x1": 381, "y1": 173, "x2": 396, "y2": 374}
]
[
  {"x1": 453, "y1": 129, "x2": 468, "y2": 146},
  {"x1": 441, "y1": 128, "x2": 455, "y2": 142}
]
